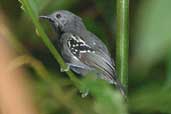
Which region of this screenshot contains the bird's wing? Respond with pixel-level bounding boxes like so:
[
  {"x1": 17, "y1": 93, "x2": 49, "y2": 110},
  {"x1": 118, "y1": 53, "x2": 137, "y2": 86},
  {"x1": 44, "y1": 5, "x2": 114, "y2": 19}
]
[
  {"x1": 80, "y1": 52, "x2": 117, "y2": 83},
  {"x1": 78, "y1": 30, "x2": 111, "y2": 56},
  {"x1": 64, "y1": 33, "x2": 117, "y2": 83}
]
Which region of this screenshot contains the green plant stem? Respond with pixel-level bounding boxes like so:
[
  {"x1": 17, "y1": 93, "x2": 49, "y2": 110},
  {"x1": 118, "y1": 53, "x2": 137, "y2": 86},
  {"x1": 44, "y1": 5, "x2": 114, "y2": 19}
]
[
  {"x1": 116, "y1": 0, "x2": 129, "y2": 92},
  {"x1": 20, "y1": 0, "x2": 81, "y2": 88}
]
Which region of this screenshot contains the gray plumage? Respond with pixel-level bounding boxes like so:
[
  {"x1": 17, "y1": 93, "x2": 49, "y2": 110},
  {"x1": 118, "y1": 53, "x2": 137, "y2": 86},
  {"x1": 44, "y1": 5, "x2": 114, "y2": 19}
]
[{"x1": 40, "y1": 10, "x2": 125, "y2": 97}]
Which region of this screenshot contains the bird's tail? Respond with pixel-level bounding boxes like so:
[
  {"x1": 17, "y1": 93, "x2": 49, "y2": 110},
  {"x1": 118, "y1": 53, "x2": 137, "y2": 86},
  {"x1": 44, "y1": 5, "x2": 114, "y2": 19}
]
[{"x1": 115, "y1": 79, "x2": 127, "y2": 99}]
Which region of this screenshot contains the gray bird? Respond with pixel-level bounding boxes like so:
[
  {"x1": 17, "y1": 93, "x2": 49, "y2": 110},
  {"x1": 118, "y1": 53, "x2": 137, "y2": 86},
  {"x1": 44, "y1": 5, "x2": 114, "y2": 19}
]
[{"x1": 40, "y1": 10, "x2": 125, "y2": 97}]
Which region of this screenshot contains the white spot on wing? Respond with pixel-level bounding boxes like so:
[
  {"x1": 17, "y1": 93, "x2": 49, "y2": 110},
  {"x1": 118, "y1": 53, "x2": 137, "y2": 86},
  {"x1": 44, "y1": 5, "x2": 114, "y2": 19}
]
[
  {"x1": 70, "y1": 34, "x2": 96, "y2": 56},
  {"x1": 92, "y1": 51, "x2": 95, "y2": 53},
  {"x1": 80, "y1": 50, "x2": 87, "y2": 53},
  {"x1": 87, "y1": 50, "x2": 91, "y2": 52}
]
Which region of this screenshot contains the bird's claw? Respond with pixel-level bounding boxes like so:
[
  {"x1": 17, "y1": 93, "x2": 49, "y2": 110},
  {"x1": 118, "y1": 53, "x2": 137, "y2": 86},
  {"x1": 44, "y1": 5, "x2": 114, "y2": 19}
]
[
  {"x1": 60, "y1": 64, "x2": 70, "y2": 72},
  {"x1": 80, "y1": 89, "x2": 89, "y2": 98}
]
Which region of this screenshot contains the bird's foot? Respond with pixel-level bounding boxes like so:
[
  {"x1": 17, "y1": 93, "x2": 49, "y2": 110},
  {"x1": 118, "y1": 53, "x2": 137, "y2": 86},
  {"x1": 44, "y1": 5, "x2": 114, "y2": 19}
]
[
  {"x1": 60, "y1": 64, "x2": 70, "y2": 72},
  {"x1": 80, "y1": 89, "x2": 89, "y2": 98}
]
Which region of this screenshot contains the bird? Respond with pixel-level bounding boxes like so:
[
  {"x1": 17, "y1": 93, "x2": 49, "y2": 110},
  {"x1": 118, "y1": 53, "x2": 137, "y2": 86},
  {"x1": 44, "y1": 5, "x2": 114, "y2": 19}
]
[{"x1": 39, "y1": 10, "x2": 125, "y2": 97}]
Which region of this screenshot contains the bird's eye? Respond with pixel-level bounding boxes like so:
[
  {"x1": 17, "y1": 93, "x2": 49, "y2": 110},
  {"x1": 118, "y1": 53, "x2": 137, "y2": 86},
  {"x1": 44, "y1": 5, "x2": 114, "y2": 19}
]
[{"x1": 56, "y1": 14, "x2": 61, "y2": 19}]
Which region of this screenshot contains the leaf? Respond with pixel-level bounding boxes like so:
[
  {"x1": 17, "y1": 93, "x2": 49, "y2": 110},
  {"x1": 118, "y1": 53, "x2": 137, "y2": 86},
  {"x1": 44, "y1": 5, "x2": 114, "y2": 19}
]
[{"x1": 82, "y1": 76, "x2": 127, "y2": 114}]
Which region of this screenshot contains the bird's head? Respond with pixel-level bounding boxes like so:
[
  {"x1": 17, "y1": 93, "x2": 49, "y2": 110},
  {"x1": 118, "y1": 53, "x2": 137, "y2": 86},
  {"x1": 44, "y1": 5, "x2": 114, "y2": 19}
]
[{"x1": 40, "y1": 10, "x2": 86, "y2": 32}]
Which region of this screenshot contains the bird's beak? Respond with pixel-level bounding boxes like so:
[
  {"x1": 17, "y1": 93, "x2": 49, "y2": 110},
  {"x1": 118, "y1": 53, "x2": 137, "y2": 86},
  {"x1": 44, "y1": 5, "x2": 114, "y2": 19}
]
[
  {"x1": 39, "y1": 15, "x2": 54, "y2": 23},
  {"x1": 39, "y1": 15, "x2": 60, "y2": 31}
]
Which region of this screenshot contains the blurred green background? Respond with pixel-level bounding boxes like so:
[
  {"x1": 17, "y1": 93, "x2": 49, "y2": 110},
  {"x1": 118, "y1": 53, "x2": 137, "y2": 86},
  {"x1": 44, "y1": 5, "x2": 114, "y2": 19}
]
[{"x1": 0, "y1": 0, "x2": 171, "y2": 114}]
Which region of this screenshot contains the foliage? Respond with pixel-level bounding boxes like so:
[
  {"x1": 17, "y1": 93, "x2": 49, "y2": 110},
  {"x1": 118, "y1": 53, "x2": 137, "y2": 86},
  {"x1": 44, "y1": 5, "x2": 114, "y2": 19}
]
[{"x1": 0, "y1": 0, "x2": 171, "y2": 114}]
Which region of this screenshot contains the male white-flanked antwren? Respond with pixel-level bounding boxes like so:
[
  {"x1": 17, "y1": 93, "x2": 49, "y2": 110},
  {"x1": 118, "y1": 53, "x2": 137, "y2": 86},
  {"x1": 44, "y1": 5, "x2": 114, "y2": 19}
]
[{"x1": 40, "y1": 10, "x2": 125, "y2": 97}]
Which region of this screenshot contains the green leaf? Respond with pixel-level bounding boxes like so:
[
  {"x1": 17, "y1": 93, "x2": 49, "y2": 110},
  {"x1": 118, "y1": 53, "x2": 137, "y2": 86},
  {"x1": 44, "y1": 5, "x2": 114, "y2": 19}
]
[{"x1": 83, "y1": 76, "x2": 127, "y2": 114}]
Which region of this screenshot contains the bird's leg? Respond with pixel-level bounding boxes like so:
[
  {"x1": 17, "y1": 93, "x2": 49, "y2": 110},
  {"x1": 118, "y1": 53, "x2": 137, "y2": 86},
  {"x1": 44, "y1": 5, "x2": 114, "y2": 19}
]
[
  {"x1": 60, "y1": 63, "x2": 71, "y2": 72},
  {"x1": 80, "y1": 89, "x2": 89, "y2": 98}
]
